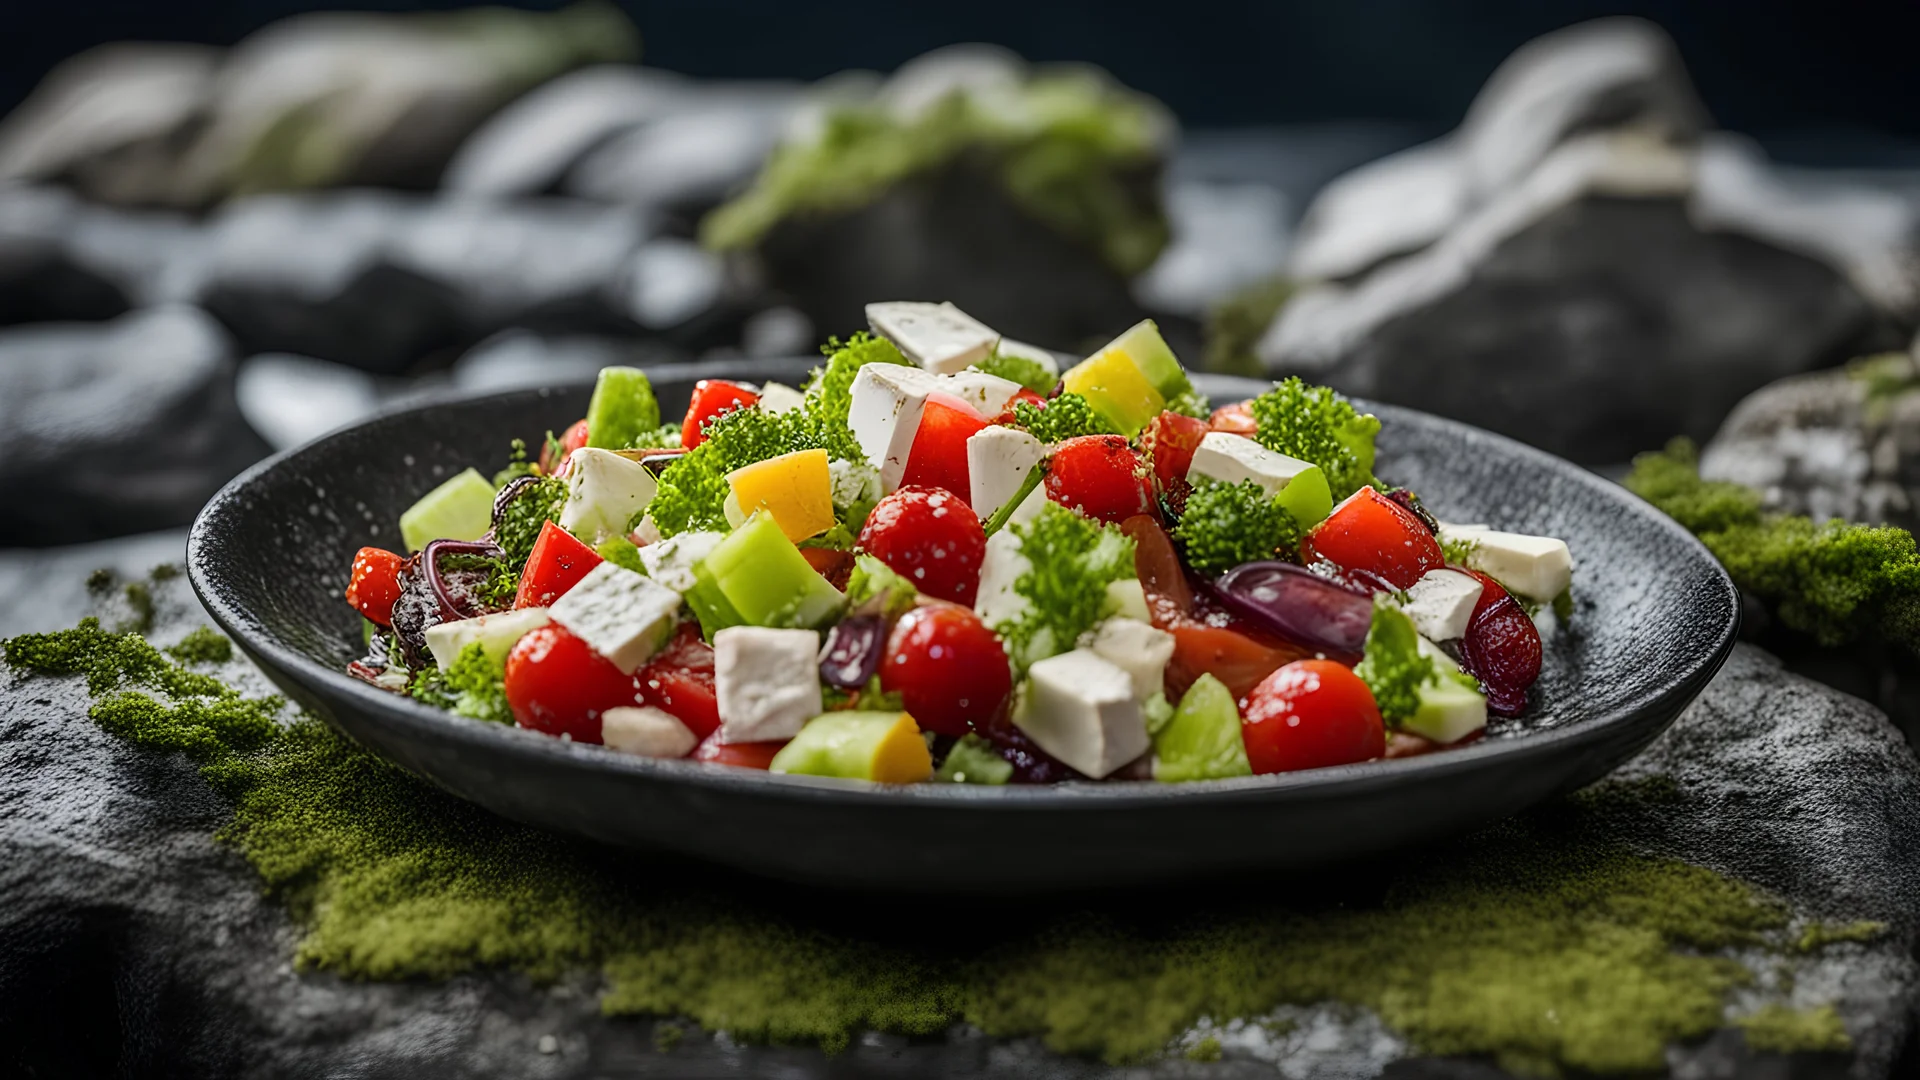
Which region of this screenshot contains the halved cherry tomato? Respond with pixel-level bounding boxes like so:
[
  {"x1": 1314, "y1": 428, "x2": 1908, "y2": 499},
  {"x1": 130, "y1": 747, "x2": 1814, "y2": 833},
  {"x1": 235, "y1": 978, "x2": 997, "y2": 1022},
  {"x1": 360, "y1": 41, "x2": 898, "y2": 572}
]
[
  {"x1": 636, "y1": 621, "x2": 720, "y2": 740},
  {"x1": 856, "y1": 486, "x2": 987, "y2": 606},
  {"x1": 992, "y1": 388, "x2": 1049, "y2": 424},
  {"x1": 541, "y1": 419, "x2": 591, "y2": 476},
  {"x1": 514, "y1": 520, "x2": 603, "y2": 608},
  {"x1": 1457, "y1": 570, "x2": 1542, "y2": 717},
  {"x1": 1141, "y1": 410, "x2": 1211, "y2": 510},
  {"x1": 503, "y1": 625, "x2": 640, "y2": 743},
  {"x1": 1123, "y1": 515, "x2": 1304, "y2": 700},
  {"x1": 801, "y1": 547, "x2": 857, "y2": 591},
  {"x1": 880, "y1": 603, "x2": 1012, "y2": 737},
  {"x1": 1241, "y1": 659, "x2": 1384, "y2": 773},
  {"x1": 901, "y1": 392, "x2": 989, "y2": 499},
  {"x1": 1301, "y1": 486, "x2": 1443, "y2": 589},
  {"x1": 694, "y1": 737, "x2": 786, "y2": 770},
  {"x1": 682, "y1": 380, "x2": 760, "y2": 449},
  {"x1": 1209, "y1": 401, "x2": 1258, "y2": 436},
  {"x1": 1123, "y1": 514, "x2": 1194, "y2": 622},
  {"x1": 345, "y1": 546, "x2": 405, "y2": 626},
  {"x1": 1046, "y1": 435, "x2": 1154, "y2": 525}
]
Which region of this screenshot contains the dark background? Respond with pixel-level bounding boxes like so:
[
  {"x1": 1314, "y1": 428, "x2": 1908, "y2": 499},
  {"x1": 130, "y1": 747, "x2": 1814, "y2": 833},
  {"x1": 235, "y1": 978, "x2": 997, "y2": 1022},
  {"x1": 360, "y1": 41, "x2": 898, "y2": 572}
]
[{"x1": 8, "y1": 0, "x2": 1920, "y2": 165}]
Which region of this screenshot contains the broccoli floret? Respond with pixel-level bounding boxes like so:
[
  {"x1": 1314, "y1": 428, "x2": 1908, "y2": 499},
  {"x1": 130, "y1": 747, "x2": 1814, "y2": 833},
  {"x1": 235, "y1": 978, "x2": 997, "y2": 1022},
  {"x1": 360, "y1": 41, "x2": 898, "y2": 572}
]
[
  {"x1": 802, "y1": 332, "x2": 911, "y2": 459},
  {"x1": 492, "y1": 438, "x2": 536, "y2": 488},
  {"x1": 1163, "y1": 387, "x2": 1212, "y2": 420},
  {"x1": 1173, "y1": 478, "x2": 1302, "y2": 575},
  {"x1": 1353, "y1": 600, "x2": 1434, "y2": 723},
  {"x1": 1247, "y1": 377, "x2": 1381, "y2": 500},
  {"x1": 1440, "y1": 534, "x2": 1481, "y2": 566},
  {"x1": 1625, "y1": 438, "x2": 1920, "y2": 649},
  {"x1": 626, "y1": 424, "x2": 683, "y2": 451},
  {"x1": 1013, "y1": 392, "x2": 1114, "y2": 443},
  {"x1": 646, "y1": 407, "x2": 836, "y2": 536},
  {"x1": 493, "y1": 476, "x2": 566, "y2": 565},
  {"x1": 594, "y1": 536, "x2": 647, "y2": 575},
  {"x1": 409, "y1": 642, "x2": 511, "y2": 724},
  {"x1": 999, "y1": 503, "x2": 1138, "y2": 667},
  {"x1": 971, "y1": 348, "x2": 1058, "y2": 395},
  {"x1": 844, "y1": 553, "x2": 918, "y2": 618}
]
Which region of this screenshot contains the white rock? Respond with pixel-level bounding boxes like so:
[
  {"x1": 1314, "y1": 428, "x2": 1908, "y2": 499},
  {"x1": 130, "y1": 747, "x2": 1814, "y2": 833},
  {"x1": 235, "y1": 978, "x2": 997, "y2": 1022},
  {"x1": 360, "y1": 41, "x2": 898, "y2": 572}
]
[
  {"x1": 714, "y1": 626, "x2": 822, "y2": 743},
  {"x1": 600, "y1": 705, "x2": 697, "y2": 758}
]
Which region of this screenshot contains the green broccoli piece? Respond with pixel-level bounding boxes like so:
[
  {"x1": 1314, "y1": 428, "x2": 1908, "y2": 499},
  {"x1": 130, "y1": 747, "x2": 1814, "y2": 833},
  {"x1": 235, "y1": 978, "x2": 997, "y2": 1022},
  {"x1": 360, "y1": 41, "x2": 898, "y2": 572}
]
[
  {"x1": 1353, "y1": 600, "x2": 1434, "y2": 723},
  {"x1": 410, "y1": 642, "x2": 511, "y2": 725},
  {"x1": 1625, "y1": 438, "x2": 1920, "y2": 649},
  {"x1": 492, "y1": 438, "x2": 536, "y2": 488},
  {"x1": 998, "y1": 502, "x2": 1138, "y2": 667},
  {"x1": 646, "y1": 407, "x2": 836, "y2": 537},
  {"x1": 626, "y1": 423, "x2": 683, "y2": 451},
  {"x1": 493, "y1": 476, "x2": 566, "y2": 565},
  {"x1": 594, "y1": 536, "x2": 647, "y2": 575},
  {"x1": 802, "y1": 332, "x2": 912, "y2": 459},
  {"x1": 1247, "y1": 377, "x2": 1381, "y2": 500},
  {"x1": 971, "y1": 348, "x2": 1058, "y2": 395},
  {"x1": 844, "y1": 553, "x2": 918, "y2": 619},
  {"x1": 1163, "y1": 387, "x2": 1212, "y2": 420},
  {"x1": 1173, "y1": 478, "x2": 1302, "y2": 576},
  {"x1": 1013, "y1": 392, "x2": 1115, "y2": 443}
]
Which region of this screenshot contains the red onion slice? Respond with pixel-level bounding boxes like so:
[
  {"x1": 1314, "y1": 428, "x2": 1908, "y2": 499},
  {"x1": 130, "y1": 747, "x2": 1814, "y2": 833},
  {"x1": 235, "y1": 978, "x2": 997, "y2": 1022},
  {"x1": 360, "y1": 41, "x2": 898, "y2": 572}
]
[
  {"x1": 1209, "y1": 561, "x2": 1373, "y2": 659},
  {"x1": 819, "y1": 615, "x2": 886, "y2": 689},
  {"x1": 422, "y1": 538, "x2": 506, "y2": 622}
]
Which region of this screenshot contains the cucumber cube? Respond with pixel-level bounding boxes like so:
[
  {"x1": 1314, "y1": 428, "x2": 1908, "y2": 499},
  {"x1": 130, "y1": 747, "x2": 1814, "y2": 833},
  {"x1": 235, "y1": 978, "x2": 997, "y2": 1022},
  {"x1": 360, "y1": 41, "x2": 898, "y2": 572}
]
[
  {"x1": 770, "y1": 711, "x2": 933, "y2": 783},
  {"x1": 695, "y1": 510, "x2": 845, "y2": 632},
  {"x1": 585, "y1": 366, "x2": 662, "y2": 450},
  {"x1": 1153, "y1": 673, "x2": 1253, "y2": 783},
  {"x1": 398, "y1": 468, "x2": 495, "y2": 553}
]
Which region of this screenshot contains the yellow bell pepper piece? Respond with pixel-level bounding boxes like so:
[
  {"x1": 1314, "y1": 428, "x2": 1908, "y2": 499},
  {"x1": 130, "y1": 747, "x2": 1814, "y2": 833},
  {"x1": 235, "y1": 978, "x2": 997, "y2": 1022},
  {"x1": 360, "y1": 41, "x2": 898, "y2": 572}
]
[
  {"x1": 768, "y1": 711, "x2": 934, "y2": 783},
  {"x1": 725, "y1": 448, "x2": 836, "y2": 542},
  {"x1": 1061, "y1": 348, "x2": 1166, "y2": 436}
]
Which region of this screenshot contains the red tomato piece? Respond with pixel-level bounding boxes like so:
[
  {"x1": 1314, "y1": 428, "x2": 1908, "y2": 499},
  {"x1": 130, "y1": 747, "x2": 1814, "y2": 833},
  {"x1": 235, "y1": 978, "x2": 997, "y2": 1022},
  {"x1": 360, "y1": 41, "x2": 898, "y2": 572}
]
[
  {"x1": 1141, "y1": 410, "x2": 1211, "y2": 510},
  {"x1": 801, "y1": 547, "x2": 857, "y2": 591},
  {"x1": 514, "y1": 520, "x2": 603, "y2": 608},
  {"x1": 1301, "y1": 486, "x2": 1443, "y2": 590},
  {"x1": 344, "y1": 546, "x2": 405, "y2": 626},
  {"x1": 693, "y1": 737, "x2": 786, "y2": 770},
  {"x1": 681, "y1": 380, "x2": 760, "y2": 449},
  {"x1": 636, "y1": 622, "x2": 720, "y2": 740},
  {"x1": 901, "y1": 392, "x2": 990, "y2": 499},
  {"x1": 1122, "y1": 514, "x2": 1195, "y2": 622},
  {"x1": 880, "y1": 603, "x2": 1013, "y2": 737},
  {"x1": 856, "y1": 486, "x2": 987, "y2": 607},
  {"x1": 1456, "y1": 570, "x2": 1543, "y2": 717},
  {"x1": 1167, "y1": 623, "x2": 1309, "y2": 704},
  {"x1": 541, "y1": 419, "x2": 591, "y2": 476},
  {"x1": 1209, "y1": 401, "x2": 1258, "y2": 437},
  {"x1": 1241, "y1": 659, "x2": 1385, "y2": 774},
  {"x1": 503, "y1": 625, "x2": 640, "y2": 743},
  {"x1": 1045, "y1": 435, "x2": 1154, "y2": 525},
  {"x1": 992, "y1": 388, "x2": 1050, "y2": 424}
]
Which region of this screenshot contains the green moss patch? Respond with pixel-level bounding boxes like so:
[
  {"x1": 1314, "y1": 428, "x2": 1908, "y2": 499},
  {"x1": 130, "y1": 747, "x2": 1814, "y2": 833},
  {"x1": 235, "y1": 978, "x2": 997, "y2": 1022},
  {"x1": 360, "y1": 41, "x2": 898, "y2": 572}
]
[{"x1": 2, "y1": 619, "x2": 1869, "y2": 1072}]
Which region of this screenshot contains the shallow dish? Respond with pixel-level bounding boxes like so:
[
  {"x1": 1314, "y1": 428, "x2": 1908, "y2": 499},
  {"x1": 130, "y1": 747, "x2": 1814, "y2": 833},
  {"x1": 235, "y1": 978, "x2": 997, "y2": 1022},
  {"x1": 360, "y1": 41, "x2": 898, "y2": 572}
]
[{"x1": 189, "y1": 357, "x2": 1738, "y2": 891}]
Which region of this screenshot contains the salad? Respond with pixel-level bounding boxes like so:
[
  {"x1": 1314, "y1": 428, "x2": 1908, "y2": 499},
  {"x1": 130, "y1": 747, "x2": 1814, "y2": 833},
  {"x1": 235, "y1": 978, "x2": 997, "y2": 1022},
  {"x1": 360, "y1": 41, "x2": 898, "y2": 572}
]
[{"x1": 342, "y1": 302, "x2": 1573, "y2": 785}]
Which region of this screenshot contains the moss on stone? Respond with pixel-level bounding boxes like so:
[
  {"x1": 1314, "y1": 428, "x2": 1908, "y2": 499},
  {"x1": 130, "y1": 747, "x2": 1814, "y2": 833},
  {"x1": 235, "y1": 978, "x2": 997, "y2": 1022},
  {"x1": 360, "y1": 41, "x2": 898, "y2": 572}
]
[
  {"x1": 121, "y1": 581, "x2": 155, "y2": 634},
  {"x1": 702, "y1": 76, "x2": 1170, "y2": 276},
  {"x1": 1203, "y1": 276, "x2": 1293, "y2": 377},
  {"x1": 166, "y1": 626, "x2": 234, "y2": 666},
  {"x1": 0, "y1": 617, "x2": 1874, "y2": 1072},
  {"x1": 1184, "y1": 1035, "x2": 1222, "y2": 1062},
  {"x1": 1795, "y1": 920, "x2": 1886, "y2": 953},
  {"x1": 1738, "y1": 1004, "x2": 1850, "y2": 1054}
]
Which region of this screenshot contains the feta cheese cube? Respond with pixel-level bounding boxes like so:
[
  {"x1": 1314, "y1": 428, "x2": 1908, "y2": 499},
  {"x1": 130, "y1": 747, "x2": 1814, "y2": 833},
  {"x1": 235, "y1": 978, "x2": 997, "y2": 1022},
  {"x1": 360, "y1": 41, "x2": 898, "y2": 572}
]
[
  {"x1": 757, "y1": 381, "x2": 805, "y2": 415},
  {"x1": 638, "y1": 530, "x2": 725, "y2": 593},
  {"x1": 973, "y1": 529, "x2": 1033, "y2": 634},
  {"x1": 966, "y1": 425, "x2": 1047, "y2": 519},
  {"x1": 713, "y1": 626, "x2": 824, "y2": 743},
  {"x1": 1186, "y1": 431, "x2": 1317, "y2": 499},
  {"x1": 549, "y1": 563, "x2": 682, "y2": 674},
  {"x1": 849, "y1": 365, "x2": 1021, "y2": 491},
  {"x1": 1399, "y1": 568, "x2": 1484, "y2": 642},
  {"x1": 1438, "y1": 524, "x2": 1572, "y2": 603},
  {"x1": 1087, "y1": 617, "x2": 1176, "y2": 700},
  {"x1": 423, "y1": 607, "x2": 551, "y2": 671},
  {"x1": 1014, "y1": 649, "x2": 1149, "y2": 779},
  {"x1": 866, "y1": 300, "x2": 1000, "y2": 375},
  {"x1": 560, "y1": 447, "x2": 657, "y2": 543},
  {"x1": 600, "y1": 706, "x2": 698, "y2": 758}
]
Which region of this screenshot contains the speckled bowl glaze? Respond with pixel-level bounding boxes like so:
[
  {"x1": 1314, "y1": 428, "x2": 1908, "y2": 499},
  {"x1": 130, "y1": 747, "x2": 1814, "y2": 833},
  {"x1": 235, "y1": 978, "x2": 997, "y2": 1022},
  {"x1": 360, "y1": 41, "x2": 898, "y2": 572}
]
[{"x1": 190, "y1": 357, "x2": 1738, "y2": 892}]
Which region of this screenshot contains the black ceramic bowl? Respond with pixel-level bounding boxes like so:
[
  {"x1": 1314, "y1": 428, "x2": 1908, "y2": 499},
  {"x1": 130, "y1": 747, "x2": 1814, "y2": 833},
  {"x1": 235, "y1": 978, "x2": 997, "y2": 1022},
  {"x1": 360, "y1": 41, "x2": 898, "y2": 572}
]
[{"x1": 189, "y1": 357, "x2": 1738, "y2": 892}]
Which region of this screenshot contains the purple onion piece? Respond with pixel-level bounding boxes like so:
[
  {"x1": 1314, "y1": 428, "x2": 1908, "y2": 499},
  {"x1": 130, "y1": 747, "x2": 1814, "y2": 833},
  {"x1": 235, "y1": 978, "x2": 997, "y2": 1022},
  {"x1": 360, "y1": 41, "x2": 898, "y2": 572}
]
[
  {"x1": 1382, "y1": 487, "x2": 1440, "y2": 536},
  {"x1": 1209, "y1": 560, "x2": 1373, "y2": 658},
  {"x1": 422, "y1": 538, "x2": 506, "y2": 622},
  {"x1": 1458, "y1": 635, "x2": 1529, "y2": 718},
  {"x1": 819, "y1": 615, "x2": 886, "y2": 689}
]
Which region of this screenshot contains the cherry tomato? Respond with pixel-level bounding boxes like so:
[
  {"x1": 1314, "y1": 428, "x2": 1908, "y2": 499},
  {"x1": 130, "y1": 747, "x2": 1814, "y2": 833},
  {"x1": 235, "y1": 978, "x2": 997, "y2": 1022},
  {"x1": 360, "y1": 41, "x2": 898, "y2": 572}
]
[
  {"x1": 636, "y1": 622, "x2": 720, "y2": 740},
  {"x1": 1456, "y1": 570, "x2": 1542, "y2": 717},
  {"x1": 1240, "y1": 659, "x2": 1385, "y2": 774},
  {"x1": 1140, "y1": 410, "x2": 1210, "y2": 513},
  {"x1": 1122, "y1": 514, "x2": 1195, "y2": 621},
  {"x1": 901, "y1": 392, "x2": 989, "y2": 499},
  {"x1": 514, "y1": 520, "x2": 603, "y2": 608},
  {"x1": 1046, "y1": 435, "x2": 1154, "y2": 525},
  {"x1": 880, "y1": 603, "x2": 1013, "y2": 737},
  {"x1": 1167, "y1": 623, "x2": 1309, "y2": 704},
  {"x1": 856, "y1": 486, "x2": 987, "y2": 606},
  {"x1": 541, "y1": 419, "x2": 591, "y2": 476},
  {"x1": 503, "y1": 625, "x2": 639, "y2": 743},
  {"x1": 801, "y1": 547, "x2": 857, "y2": 590},
  {"x1": 693, "y1": 737, "x2": 786, "y2": 770},
  {"x1": 344, "y1": 546, "x2": 405, "y2": 626},
  {"x1": 992, "y1": 388, "x2": 1050, "y2": 424},
  {"x1": 1301, "y1": 486, "x2": 1443, "y2": 590},
  {"x1": 681, "y1": 380, "x2": 760, "y2": 449},
  {"x1": 1209, "y1": 401, "x2": 1258, "y2": 436}
]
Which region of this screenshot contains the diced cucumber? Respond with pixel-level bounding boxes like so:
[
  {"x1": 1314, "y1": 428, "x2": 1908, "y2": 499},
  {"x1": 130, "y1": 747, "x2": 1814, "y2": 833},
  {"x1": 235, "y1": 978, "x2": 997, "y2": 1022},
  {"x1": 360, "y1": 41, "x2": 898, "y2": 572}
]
[
  {"x1": 1153, "y1": 673, "x2": 1252, "y2": 783},
  {"x1": 1273, "y1": 464, "x2": 1334, "y2": 530},
  {"x1": 594, "y1": 535, "x2": 647, "y2": 574},
  {"x1": 398, "y1": 468, "x2": 495, "y2": 553},
  {"x1": 694, "y1": 510, "x2": 845, "y2": 632},
  {"x1": 770, "y1": 711, "x2": 933, "y2": 782},
  {"x1": 584, "y1": 366, "x2": 662, "y2": 450},
  {"x1": 1404, "y1": 672, "x2": 1488, "y2": 745},
  {"x1": 935, "y1": 733, "x2": 1014, "y2": 785}
]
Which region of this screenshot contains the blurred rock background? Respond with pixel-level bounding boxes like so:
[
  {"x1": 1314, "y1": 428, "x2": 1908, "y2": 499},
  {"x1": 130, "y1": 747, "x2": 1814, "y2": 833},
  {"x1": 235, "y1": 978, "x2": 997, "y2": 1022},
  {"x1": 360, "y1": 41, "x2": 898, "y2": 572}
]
[{"x1": 1, "y1": 0, "x2": 1917, "y2": 556}]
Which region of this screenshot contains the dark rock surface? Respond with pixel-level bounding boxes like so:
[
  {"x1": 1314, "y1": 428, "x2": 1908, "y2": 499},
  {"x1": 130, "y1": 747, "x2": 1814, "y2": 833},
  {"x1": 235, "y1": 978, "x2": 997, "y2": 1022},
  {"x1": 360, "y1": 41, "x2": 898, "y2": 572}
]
[
  {"x1": 0, "y1": 307, "x2": 269, "y2": 546},
  {"x1": 2, "y1": 569, "x2": 1917, "y2": 1077},
  {"x1": 1261, "y1": 18, "x2": 1913, "y2": 464},
  {"x1": 0, "y1": 187, "x2": 133, "y2": 326}
]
